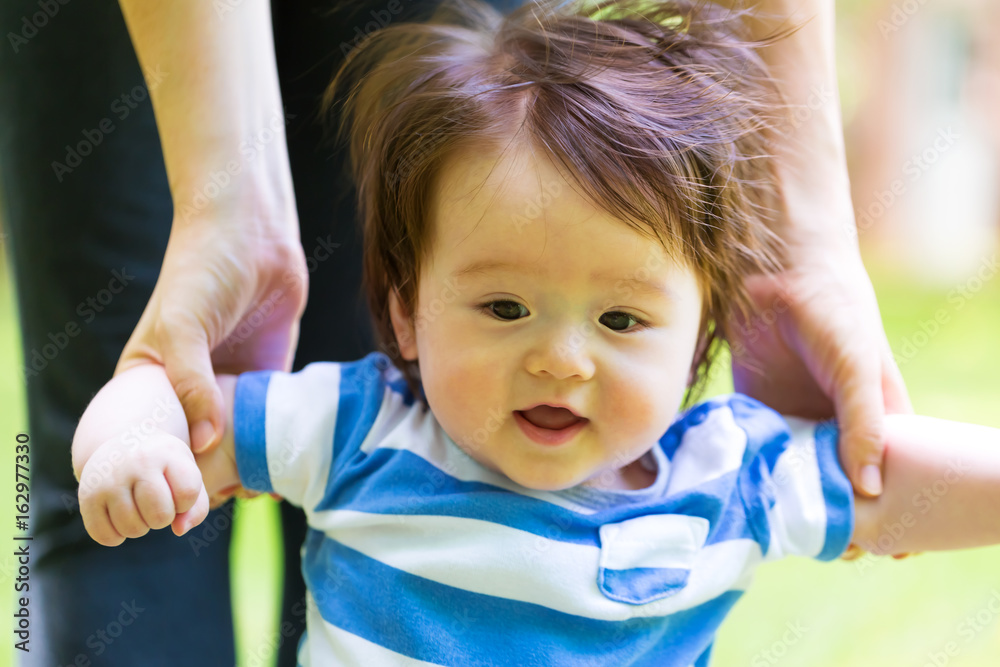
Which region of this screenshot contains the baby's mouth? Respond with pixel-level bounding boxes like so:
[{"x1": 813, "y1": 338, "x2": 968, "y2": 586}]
[{"x1": 516, "y1": 405, "x2": 586, "y2": 430}]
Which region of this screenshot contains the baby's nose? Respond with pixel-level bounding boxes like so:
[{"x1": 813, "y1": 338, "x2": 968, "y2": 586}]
[{"x1": 524, "y1": 323, "x2": 596, "y2": 381}]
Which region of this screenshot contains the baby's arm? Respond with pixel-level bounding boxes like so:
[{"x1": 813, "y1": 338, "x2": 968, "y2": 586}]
[
  {"x1": 852, "y1": 414, "x2": 1000, "y2": 555},
  {"x1": 72, "y1": 365, "x2": 240, "y2": 546}
]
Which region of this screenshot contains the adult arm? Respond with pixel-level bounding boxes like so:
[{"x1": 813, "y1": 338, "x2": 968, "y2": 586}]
[
  {"x1": 113, "y1": 0, "x2": 308, "y2": 453},
  {"x1": 722, "y1": 0, "x2": 912, "y2": 497}
]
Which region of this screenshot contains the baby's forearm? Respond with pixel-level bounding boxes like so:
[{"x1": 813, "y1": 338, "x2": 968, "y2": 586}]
[
  {"x1": 72, "y1": 365, "x2": 190, "y2": 481},
  {"x1": 853, "y1": 415, "x2": 1000, "y2": 555}
]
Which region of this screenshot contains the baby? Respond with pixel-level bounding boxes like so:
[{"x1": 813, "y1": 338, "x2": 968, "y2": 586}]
[{"x1": 72, "y1": 0, "x2": 1000, "y2": 664}]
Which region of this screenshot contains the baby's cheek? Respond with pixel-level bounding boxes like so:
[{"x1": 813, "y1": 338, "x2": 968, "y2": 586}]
[
  {"x1": 604, "y1": 375, "x2": 676, "y2": 437},
  {"x1": 619, "y1": 394, "x2": 659, "y2": 433},
  {"x1": 422, "y1": 348, "x2": 488, "y2": 431}
]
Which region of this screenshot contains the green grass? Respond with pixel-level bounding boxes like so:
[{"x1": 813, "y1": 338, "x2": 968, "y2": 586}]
[{"x1": 3, "y1": 247, "x2": 1000, "y2": 666}]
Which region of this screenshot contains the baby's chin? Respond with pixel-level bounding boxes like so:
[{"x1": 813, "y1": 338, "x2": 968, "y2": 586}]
[{"x1": 494, "y1": 460, "x2": 596, "y2": 492}]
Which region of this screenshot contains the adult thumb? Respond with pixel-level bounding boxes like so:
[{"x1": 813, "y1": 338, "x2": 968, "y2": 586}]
[
  {"x1": 160, "y1": 327, "x2": 225, "y2": 454},
  {"x1": 831, "y1": 348, "x2": 887, "y2": 498}
]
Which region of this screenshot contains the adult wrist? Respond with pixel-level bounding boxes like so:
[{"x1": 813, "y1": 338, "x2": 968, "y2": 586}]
[
  {"x1": 767, "y1": 143, "x2": 860, "y2": 261},
  {"x1": 169, "y1": 155, "x2": 300, "y2": 239}
]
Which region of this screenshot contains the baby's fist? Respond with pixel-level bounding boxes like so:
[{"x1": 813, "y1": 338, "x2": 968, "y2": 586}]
[{"x1": 77, "y1": 432, "x2": 209, "y2": 546}]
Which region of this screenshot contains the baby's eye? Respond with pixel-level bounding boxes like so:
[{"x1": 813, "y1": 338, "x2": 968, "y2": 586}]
[
  {"x1": 600, "y1": 311, "x2": 647, "y2": 332},
  {"x1": 481, "y1": 300, "x2": 529, "y2": 321}
]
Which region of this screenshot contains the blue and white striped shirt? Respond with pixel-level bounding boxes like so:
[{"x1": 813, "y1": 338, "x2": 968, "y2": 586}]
[{"x1": 233, "y1": 352, "x2": 854, "y2": 666}]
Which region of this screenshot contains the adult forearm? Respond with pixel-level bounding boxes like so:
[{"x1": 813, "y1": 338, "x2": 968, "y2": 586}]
[
  {"x1": 117, "y1": 0, "x2": 296, "y2": 228},
  {"x1": 732, "y1": 0, "x2": 857, "y2": 255}
]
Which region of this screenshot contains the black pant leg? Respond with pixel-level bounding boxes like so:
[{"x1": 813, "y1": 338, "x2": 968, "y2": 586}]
[{"x1": 0, "y1": 1, "x2": 235, "y2": 664}]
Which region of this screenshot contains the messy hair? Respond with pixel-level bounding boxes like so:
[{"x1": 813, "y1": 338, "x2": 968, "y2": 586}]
[{"x1": 323, "y1": 0, "x2": 788, "y2": 405}]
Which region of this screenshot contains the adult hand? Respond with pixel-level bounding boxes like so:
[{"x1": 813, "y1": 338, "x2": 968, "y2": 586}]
[
  {"x1": 113, "y1": 0, "x2": 307, "y2": 454},
  {"x1": 717, "y1": 0, "x2": 915, "y2": 559},
  {"x1": 115, "y1": 209, "x2": 307, "y2": 454},
  {"x1": 729, "y1": 248, "x2": 913, "y2": 498}
]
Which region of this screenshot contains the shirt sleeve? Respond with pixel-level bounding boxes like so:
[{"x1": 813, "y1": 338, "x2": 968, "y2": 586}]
[
  {"x1": 733, "y1": 397, "x2": 855, "y2": 562},
  {"x1": 232, "y1": 353, "x2": 395, "y2": 510}
]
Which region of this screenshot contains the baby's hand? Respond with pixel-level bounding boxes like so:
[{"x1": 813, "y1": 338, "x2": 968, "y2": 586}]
[{"x1": 77, "y1": 432, "x2": 209, "y2": 546}]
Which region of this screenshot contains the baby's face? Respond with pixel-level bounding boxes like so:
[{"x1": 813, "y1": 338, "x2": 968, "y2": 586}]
[{"x1": 389, "y1": 144, "x2": 704, "y2": 491}]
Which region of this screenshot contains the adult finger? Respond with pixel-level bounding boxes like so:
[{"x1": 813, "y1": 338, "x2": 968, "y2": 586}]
[
  {"x1": 830, "y1": 340, "x2": 887, "y2": 498},
  {"x1": 157, "y1": 319, "x2": 225, "y2": 454}
]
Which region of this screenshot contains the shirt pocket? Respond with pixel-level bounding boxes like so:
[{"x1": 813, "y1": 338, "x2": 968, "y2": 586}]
[{"x1": 597, "y1": 514, "x2": 710, "y2": 605}]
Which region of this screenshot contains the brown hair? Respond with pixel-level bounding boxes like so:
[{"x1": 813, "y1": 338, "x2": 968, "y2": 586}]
[{"x1": 322, "y1": 0, "x2": 788, "y2": 405}]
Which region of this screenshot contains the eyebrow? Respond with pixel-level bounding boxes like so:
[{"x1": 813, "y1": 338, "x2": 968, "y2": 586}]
[{"x1": 451, "y1": 259, "x2": 677, "y2": 298}]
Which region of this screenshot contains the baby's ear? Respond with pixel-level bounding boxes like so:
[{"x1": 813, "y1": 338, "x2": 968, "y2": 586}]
[{"x1": 387, "y1": 289, "x2": 418, "y2": 361}]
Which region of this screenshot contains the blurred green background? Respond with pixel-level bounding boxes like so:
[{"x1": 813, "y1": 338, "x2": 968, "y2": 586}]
[{"x1": 3, "y1": 244, "x2": 1000, "y2": 666}]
